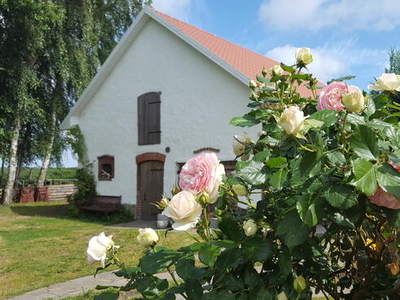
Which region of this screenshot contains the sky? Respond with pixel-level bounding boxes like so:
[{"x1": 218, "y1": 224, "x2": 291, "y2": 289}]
[
  {"x1": 61, "y1": 0, "x2": 400, "y2": 167},
  {"x1": 151, "y1": 0, "x2": 400, "y2": 87}
]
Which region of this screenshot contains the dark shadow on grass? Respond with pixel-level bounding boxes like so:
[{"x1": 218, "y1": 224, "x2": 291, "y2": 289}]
[{"x1": 9, "y1": 202, "x2": 135, "y2": 225}]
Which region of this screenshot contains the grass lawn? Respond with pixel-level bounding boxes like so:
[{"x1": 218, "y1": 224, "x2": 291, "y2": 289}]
[{"x1": 0, "y1": 202, "x2": 193, "y2": 299}]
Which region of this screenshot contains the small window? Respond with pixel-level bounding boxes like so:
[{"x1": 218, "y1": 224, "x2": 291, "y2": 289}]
[
  {"x1": 138, "y1": 92, "x2": 161, "y2": 145},
  {"x1": 98, "y1": 155, "x2": 114, "y2": 180}
]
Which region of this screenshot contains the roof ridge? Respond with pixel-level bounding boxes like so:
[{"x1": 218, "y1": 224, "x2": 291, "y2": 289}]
[{"x1": 152, "y1": 9, "x2": 269, "y2": 59}]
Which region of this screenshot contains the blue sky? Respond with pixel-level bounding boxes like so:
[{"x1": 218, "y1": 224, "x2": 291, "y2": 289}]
[
  {"x1": 152, "y1": 0, "x2": 400, "y2": 88},
  {"x1": 61, "y1": 0, "x2": 400, "y2": 167}
]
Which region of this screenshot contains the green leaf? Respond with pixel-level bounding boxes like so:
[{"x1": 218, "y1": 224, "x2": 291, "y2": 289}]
[
  {"x1": 215, "y1": 247, "x2": 243, "y2": 269},
  {"x1": 270, "y1": 168, "x2": 288, "y2": 190},
  {"x1": 280, "y1": 63, "x2": 295, "y2": 73},
  {"x1": 296, "y1": 194, "x2": 321, "y2": 226},
  {"x1": 349, "y1": 125, "x2": 380, "y2": 160},
  {"x1": 278, "y1": 247, "x2": 292, "y2": 277},
  {"x1": 176, "y1": 257, "x2": 205, "y2": 280},
  {"x1": 364, "y1": 97, "x2": 376, "y2": 117},
  {"x1": 376, "y1": 163, "x2": 400, "y2": 200},
  {"x1": 327, "y1": 75, "x2": 356, "y2": 84},
  {"x1": 253, "y1": 150, "x2": 271, "y2": 163},
  {"x1": 236, "y1": 160, "x2": 267, "y2": 185},
  {"x1": 256, "y1": 75, "x2": 271, "y2": 84},
  {"x1": 303, "y1": 118, "x2": 324, "y2": 129},
  {"x1": 347, "y1": 114, "x2": 366, "y2": 126},
  {"x1": 351, "y1": 159, "x2": 377, "y2": 195},
  {"x1": 219, "y1": 216, "x2": 246, "y2": 242},
  {"x1": 385, "y1": 126, "x2": 400, "y2": 148},
  {"x1": 199, "y1": 242, "x2": 220, "y2": 267},
  {"x1": 230, "y1": 115, "x2": 258, "y2": 127},
  {"x1": 299, "y1": 151, "x2": 322, "y2": 177},
  {"x1": 331, "y1": 212, "x2": 355, "y2": 228},
  {"x1": 266, "y1": 157, "x2": 287, "y2": 168},
  {"x1": 326, "y1": 151, "x2": 346, "y2": 166},
  {"x1": 140, "y1": 248, "x2": 180, "y2": 274},
  {"x1": 276, "y1": 210, "x2": 310, "y2": 250},
  {"x1": 309, "y1": 110, "x2": 338, "y2": 128},
  {"x1": 185, "y1": 278, "x2": 203, "y2": 300},
  {"x1": 325, "y1": 185, "x2": 358, "y2": 209},
  {"x1": 242, "y1": 236, "x2": 273, "y2": 261}
]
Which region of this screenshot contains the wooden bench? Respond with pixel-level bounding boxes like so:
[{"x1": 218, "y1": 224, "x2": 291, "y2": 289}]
[{"x1": 79, "y1": 195, "x2": 122, "y2": 216}]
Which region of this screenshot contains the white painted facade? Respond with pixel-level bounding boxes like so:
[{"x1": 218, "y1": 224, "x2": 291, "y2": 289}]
[{"x1": 61, "y1": 10, "x2": 260, "y2": 206}]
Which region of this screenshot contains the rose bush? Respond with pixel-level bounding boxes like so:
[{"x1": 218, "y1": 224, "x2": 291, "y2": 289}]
[{"x1": 86, "y1": 48, "x2": 400, "y2": 300}]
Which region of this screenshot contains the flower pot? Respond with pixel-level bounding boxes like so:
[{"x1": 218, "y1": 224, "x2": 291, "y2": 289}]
[{"x1": 156, "y1": 214, "x2": 169, "y2": 229}]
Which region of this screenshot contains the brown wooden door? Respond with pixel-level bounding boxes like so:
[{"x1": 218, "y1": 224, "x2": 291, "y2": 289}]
[{"x1": 138, "y1": 160, "x2": 164, "y2": 220}]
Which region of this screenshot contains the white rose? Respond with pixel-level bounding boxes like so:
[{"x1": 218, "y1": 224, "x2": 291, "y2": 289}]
[
  {"x1": 137, "y1": 228, "x2": 159, "y2": 247},
  {"x1": 271, "y1": 65, "x2": 284, "y2": 76},
  {"x1": 233, "y1": 133, "x2": 253, "y2": 161},
  {"x1": 162, "y1": 191, "x2": 202, "y2": 231},
  {"x1": 296, "y1": 47, "x2": 313, "y2": 65},
  {"x1": 278, "y1": 106, "x2": 306, "y2": 136},
  {"x1": 342, "y1": 86, "x2": 365, "y2": 113},
  {"x1": 243, "y1": 219, "x2": 257, "y2": 236},
  {"x1": 86, "y1": 232, "x2": 114, "y2": 268},
  {"x1": 368, "y1": 73, "x2": 400, "y2": 92}
]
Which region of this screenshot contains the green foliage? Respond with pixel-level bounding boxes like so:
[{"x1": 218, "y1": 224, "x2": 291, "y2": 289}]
[
  {"x1": 70, "y1": 166, "x2": 96, "y2": 204},
  {"x1": 89, "y1": 53, "x2": 400, "y2": 299}
]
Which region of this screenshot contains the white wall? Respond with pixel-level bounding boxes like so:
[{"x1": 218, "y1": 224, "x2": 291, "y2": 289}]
[{"x1": 78, "y1": 19, "x2": 259, "y2": 205}]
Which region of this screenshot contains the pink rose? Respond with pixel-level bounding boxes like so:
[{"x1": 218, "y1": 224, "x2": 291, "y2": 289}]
[
  {"x1": 179, "y1": 153, "x2": 225, "y2": 203},
  {"x1": 317, "y1": 82, "x2": 361, "y2": 112},
  {"x1": 368, "y1": 161, "x2": 400, "y2": 210}
]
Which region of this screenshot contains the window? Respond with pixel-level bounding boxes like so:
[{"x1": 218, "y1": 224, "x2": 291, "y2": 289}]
[
  {"x1": 98, "y1": 155, "x2": 114, "y2": 180},
  {"x1": 138, "y1": 92, "x2": 161, "y2": 145}
]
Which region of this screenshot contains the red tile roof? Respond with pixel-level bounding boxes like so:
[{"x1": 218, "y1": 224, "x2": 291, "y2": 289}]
[{"x1": 154, "y1": 10, "x2": 321, "y2": 97}]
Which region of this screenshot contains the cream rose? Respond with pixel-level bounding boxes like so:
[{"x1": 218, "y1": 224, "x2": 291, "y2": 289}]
[
  {"x1": 296, "y1": 47, "x2": 313, "y2": 65},
  {"x1": 270, "y1": 64, "x2": 284, "y2": 76},
  {"x1": 233, "y1": 133, "x2": 253, "y2": 161},
  {"x1": 86, "y1": 232, "x2": 114, "y2": 268},
  {"x1": 243, "y1": 219, "x2": 257, "y2": 236},
  {"x1": 162, "y1": 191, "x2": 202, "y2": 230},
  {"x1": 342, "y1": 86, "x2": 365, "y2": 113},
  {"x1": 278, "y1": 106, "x2": 306, "y2": 136},
  {"x1": 179, "y1": 152, "x2": 225, "y2": 203},
  {"x1": 137, "y1": 228, "x2": 159, "y2": 247},
  {"x1": 368, "y1": 73, "x2": 400, "y2": 92}
]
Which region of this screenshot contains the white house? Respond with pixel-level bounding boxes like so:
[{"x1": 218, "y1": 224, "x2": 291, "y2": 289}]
[{"x1": 60, "y1": 7, "x2": 312, "y2": 220}]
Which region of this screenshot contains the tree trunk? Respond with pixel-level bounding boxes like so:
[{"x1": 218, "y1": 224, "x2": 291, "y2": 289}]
[
  {"x1": 37, "y1": 110, "x2": 57, "y2": 187},
  {"x1": 3, "y1": 118, "x2": 21, "y2": 205},
  {"x1": 37, "y1": 77, "x2": 60, "y2": 187}
]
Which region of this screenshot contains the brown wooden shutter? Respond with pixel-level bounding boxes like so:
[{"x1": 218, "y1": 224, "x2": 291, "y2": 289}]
[{"x1": 138, "y1": 92, "x2": 161, "y2": 145}]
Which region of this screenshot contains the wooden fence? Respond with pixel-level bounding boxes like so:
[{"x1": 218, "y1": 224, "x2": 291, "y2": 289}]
[
  {"x1": 48, "y1": 184, "x2": 77, "y2": 201},
  {"x1": 0, "y1": 184, "x2": 77, "y2": 203}
]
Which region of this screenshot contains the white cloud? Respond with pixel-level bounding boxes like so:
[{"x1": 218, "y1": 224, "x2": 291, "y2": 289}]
[
  {"x1": 265, "y1": 45, "x2": 349, "y2": 83},
  {"x1": 265, "y1": 43, "x2": 390, "y2": 88},
  {"x1": 151, "y1": 0, "x2": 193, "y2": 21},
  {"x1": 259, "y1": 0, "x2": 400, "y2": 31}
]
